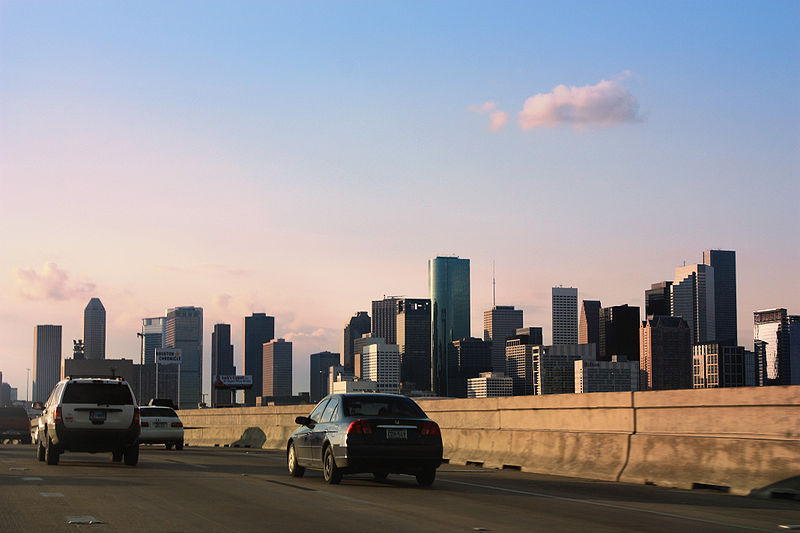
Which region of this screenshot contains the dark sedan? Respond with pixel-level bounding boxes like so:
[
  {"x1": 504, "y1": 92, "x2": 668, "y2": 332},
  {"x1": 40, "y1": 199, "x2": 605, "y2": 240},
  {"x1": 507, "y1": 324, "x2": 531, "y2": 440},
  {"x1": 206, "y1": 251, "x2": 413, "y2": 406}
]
[{"x1": 287, "y1": 394, "x2": 443, "y2": 486}]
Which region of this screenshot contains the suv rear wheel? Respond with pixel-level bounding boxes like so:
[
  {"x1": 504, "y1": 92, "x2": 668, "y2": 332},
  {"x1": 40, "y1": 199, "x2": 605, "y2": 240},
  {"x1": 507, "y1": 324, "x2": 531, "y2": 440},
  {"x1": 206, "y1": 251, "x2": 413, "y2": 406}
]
[
  {"x1": 36, "y1": 438, "x2": 45, "y2": 462},
  {"x1": 45, "y1": 436, "x2": 59, "y2": 465},
  {"x1": 112, "y1": 449, "x2": 123, "y2": 462},
  {"x1": 123, "y1": 443, "x2": 139, "y2": 466}
]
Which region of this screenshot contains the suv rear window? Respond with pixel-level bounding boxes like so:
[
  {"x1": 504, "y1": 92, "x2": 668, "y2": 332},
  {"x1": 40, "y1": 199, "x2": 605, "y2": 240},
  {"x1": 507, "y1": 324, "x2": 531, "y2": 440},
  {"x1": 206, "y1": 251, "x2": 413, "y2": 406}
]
[
  {"x1": 342, "y1": 396, "x2": 425, "y2": 418},
  {"x1": 140, "y1": 407, "x2": 178, "y2": 417},
  {"x1": 62, "y1": 383, "x2": 134, "y2": 405},
  {"x1": 0, "y1": 407, "x2": 29, "y2": 419}
]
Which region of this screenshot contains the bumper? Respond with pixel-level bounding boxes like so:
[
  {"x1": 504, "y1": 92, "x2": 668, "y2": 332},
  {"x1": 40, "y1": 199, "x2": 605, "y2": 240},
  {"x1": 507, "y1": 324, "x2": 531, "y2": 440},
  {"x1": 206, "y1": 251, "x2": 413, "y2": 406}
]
[
  {"x1": 139, "y1": 428, "x2": 183, "y2": 444},
  {"x1": 52, "y1": 423, "x2": 140, "y2": 453},
  {"x1": 337, "y1": 443, "x2": 442, "y2": 474}
]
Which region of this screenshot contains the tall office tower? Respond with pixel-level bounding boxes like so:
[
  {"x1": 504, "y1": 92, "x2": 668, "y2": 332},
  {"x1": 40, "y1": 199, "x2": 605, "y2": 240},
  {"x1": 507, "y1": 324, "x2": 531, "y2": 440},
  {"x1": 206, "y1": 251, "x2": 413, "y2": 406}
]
[
  {"x1": 483, "y1": 306, "x2": 523, "y2": 374},
  {"x1": 533, "y1": 344, "x2": 596, "y2": 395},
  {"x1": 578, "y1": 300, "x2": 601, "y2": 345},
  {"x1": 372, "y1": 297, "x2": 400, "y2": 345},
  {"x1": 262, "y1": 338, "x2": 292, "y2": 399},
  {"x1": 243, "y1": 313, "x2": 275, "y2": 406},
  {"x1": 362, "y1": 341, "x2": 401, "y2": 394},
  {"x1": 142, "y1": 317, "x2": 166, "y2": 364},
  {"x1": 396, "y1": 298, "x2": 431, "y2": 391},
  {"x1": 645, "y1": 282, "x2": 672, "y2": 318},
  {"x1": 166, "y1": 306, "x2": 203, "y2": 409},
  {"x1": 692, "y1": 343, "x2": 747, "y2": 388},
  {"x1": 753, "y1": 309, "x2": 798, "y2": 385},
  {"x1": 429, "y1": 256, "x2": 470, "y2": 397},
  {"x1": 309, "y1": 351, "x2": 341, "y2": 402},
  {"x1": 639, "y1": 316, "x2": 692, "y2": 390},
  {"x1": 672, "y1": 264, "x2": 715, "y2": 344},
  {"x1": 447, "y1": 337, "x2": 492, "y2": 398},
  {"x1": 575, "y1": 356, "x2": 640, "y2": 393},
  {"x1": 703, "y1": 250, "x2": 737, "y2": 346},
  {"x1": 598, "y1": 305, "x2": 641, "y2": 361},
  {"x1": 211, "y1": 324, "x2": 235, "y2": 406},
  {"x1": 552, "y1": 287, "x2": 578, "y2": 345},
  {"x1": 504, "y1": 328, "x2": 544, "y2": 395},
  {"x1": 341, "y1": 311, "x2": 371, "y2": 374},
  {"x1": 467, "y1": 372, "x2": 514, "y2": 398},
  {"x1": 83, "y1": 298, "x2": 106, "y2": 360},
  {"x1": 353, "y1": 334, "x2": 383, "y2": 379},
  {"x1": 33, "y1": 325, "x2": 62, "y2": 402}
]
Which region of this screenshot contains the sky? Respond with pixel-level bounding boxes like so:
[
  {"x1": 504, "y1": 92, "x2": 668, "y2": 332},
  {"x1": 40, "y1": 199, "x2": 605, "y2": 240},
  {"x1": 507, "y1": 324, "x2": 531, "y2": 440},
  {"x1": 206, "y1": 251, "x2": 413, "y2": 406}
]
[{"x1": 1, "y1": 1, "x2": 798, "y2": 399}]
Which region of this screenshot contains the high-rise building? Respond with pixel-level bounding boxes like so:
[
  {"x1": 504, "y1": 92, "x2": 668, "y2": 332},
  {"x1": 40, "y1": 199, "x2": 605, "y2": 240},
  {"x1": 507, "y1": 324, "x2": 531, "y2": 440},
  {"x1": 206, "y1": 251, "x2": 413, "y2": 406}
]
[
  {"x1": 672, "y1": 264, "x2": 715, "y2": 344},
  {"x1": 753, "y1": 309, "x2": 799, "y2": 386},
  {"x1": 552, "y1": 287, "x2": 578, "y2": 345},
  {"x1": 533, "y1": 344, "x2": 595, "y2": 395},
  {"x1": 645, "y1": 282, "x2": 672, "y2": 318},
  {"x1": 142, "y1": 317, "x2": 166, "y2": 364},
  {"x1": 372, "y1": 297, "x2": 400, "y2": 345},
  {"x1": 692, "y1": 343, "x2": 747, "y2": 388},
  {"x1": 447, "y1": 337, "x2": 491, "y2": 397},
  {"x1": 429, "y1": 256, "x2": 470, "y2": 396},
  {"x1": 467, "y1": 372, "x2": 513, "y2": 398},
  {"x1": 211, "y1": 324, "x2": 235, "y2": 406},
  {"x1": 575, "y1": 356, "x2": 640, "y2": 393},
  {"x1": 166, "y1": 306, "x2": 203, "y2": 409},
  {"x1": 703, "y1": 249, "x2": 738, "y2": 346},
  {"x1": 309, "y1": 351, "x2": 340, "y2": 402},
  {"x1": 484, "y1": 306, "x2": 523, "y2": 374},
  {"x1": 362, "y1": 341, "x2": 401, "y2": 394},
  {"x1": 598, "y1": 304, "x2": 641, "y2": 361},
  {"x1": 353, "y1": 334, "x2": 382, "y2": 379},
  {"x1": 263, "y1": 338, "x2": 292, "y2": 399},
  {"x1": 33, "y1": 325, "x2": 62, "y2": 402},
  {"x1": 639, "y1": 316, "x2": 692, "y2": 390},
  {"x1": 579, "y1": 300, "x2": 601, "y2": 345},
  {"x1": 396, "y1": 298, "x2": 431, "y2": 391},
  {"x1": 504, "y1": 327, "x2": 544, "y2": 395},
  {"x1": 341, "y1": 311, "x2": 371, "y2": 374},
  {"x1": 83, "y1": 298, "x2": 106, "y2": 360},
  {"x1": 243, "y1": 313, "x2": 275, "y2": 406}
]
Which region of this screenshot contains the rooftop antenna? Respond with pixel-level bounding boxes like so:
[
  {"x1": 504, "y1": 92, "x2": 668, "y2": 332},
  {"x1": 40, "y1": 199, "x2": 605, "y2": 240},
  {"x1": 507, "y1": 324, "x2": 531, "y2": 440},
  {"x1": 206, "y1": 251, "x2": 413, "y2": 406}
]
[{"x1": 492, "y1": 260, "x2": 496, "y2": 308}]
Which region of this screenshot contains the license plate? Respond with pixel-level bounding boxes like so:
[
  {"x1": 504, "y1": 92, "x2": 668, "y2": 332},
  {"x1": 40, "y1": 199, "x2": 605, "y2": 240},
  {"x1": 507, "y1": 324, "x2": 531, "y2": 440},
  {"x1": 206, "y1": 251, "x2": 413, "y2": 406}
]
[
  {"x1": 155, "y1": 422, "x2": 167, "y2": 428},
  {"x1": 386, "y1": 429, "x2": 407, "y2": 440},
  {"x1": 90, "y1": 411, "x2": 106, "y2": 422}
]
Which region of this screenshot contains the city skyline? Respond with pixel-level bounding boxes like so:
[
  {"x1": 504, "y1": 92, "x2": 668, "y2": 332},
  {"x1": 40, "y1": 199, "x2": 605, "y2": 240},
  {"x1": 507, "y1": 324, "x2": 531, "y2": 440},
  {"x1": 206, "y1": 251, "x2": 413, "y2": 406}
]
[{"x1": 1, "y1": 2, "x2": 798, "y2": 395}]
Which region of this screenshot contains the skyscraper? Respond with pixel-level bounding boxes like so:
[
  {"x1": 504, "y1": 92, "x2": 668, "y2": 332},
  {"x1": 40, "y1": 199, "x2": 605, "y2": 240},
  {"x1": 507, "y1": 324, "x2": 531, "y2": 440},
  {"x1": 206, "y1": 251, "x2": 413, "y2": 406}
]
[
  {"x1": 645, "y1": 282, "x2": 672, "y2": 318},
  {"x1": 578, "y1": 300, "x2": 601, "y2": 345},
  {"x1": 484, "y1": 305, "x2": 523, "y2": 374},
  {"x1": 598, "y1": 304, "x2": 641, "y2": 361},
  {"x1": 447, "y1": 337, "x2": 491, "y2": 397},
  {"x1": 639, "y1": 316, "x2": 692, "y2": 390},
  {"x1": 372, "y1": 297, "x2": 400, "y2": 345},
  {"x1": 141, "y1": 316, "x2": 166, "y2": 364},
  {"x1": 429, "y1": 256, "x2": 470, "y2": 396},
  {"x1": 552, "y1": 287, "x2": 578, "y2": 345},
  {"x1": 703, "y1": 249, "x2": 738, "y2": 346},
  {"x1": 753, "y1": 309, "x2": 798, "y2": 386},
  {"x1": 504, "y1": 327, "x2": 543, "y2": 395},
  {"x1": 83, "y1": 297, "x2": 106, "y2": 360},
  {"x1": 263, "y1": 338, "x2": 292, "y2": 399},
  {"x1": 166, "y1": 306, "x2": 203, "y2": 409},
  {"x1": 672, "y1": 264, "x2": 715, "y2": 344},
  {"x1": 310, "y1": 351, "x2": 340, "y2": 402},
  {"x1": 692, "y1": 343, "x2": 747, "y2": 388},
  {"x1": 396, "y1": 298, "x2": 431, "y2": 391},
  {"x1": 362, "y1": 341, "x2": 401, "y2": 394},
  {"x1": 33, "y1": 325, "x2": 62, "y2": 402},
  {"x1": 243, "y1": 313, "x2": 275, "y2": 405},
  {"x1": 341, "y1": 311, "x2": 371, "y2": 374},
  {"x1": 211, "y1": 324, "x2": 235, "y2": 406}
]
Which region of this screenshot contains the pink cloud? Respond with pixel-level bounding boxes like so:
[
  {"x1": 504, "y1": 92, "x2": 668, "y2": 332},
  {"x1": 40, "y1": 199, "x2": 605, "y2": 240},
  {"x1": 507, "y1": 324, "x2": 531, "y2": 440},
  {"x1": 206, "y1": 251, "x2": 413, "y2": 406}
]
[
  {"x1": 13, "y1": 262, "x2": 96, "y2": 300},
  {"x1": 518, "y1": 77, "x2": 641, "y2": 130},
  {"x1": 489, "y1": 111, "x2": 509, "y2": 131},
  {"x1": 467, "y1": 101, "x2": 498, "y2": 113}
]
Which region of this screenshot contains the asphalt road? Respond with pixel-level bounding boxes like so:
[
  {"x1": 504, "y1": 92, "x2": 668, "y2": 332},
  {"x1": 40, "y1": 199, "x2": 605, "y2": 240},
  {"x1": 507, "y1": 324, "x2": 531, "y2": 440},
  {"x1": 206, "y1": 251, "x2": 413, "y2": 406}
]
[{"x1": 1, "y1": 442, "x2": 798, "y2": 532}]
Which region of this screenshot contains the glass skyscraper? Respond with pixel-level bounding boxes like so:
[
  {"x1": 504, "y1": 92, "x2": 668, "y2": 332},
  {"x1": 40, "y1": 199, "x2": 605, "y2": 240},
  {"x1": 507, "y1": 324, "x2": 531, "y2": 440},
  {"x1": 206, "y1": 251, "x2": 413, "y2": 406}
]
[
  {"x1": 429, "y1": 256, "x2": 470, "y2": 396},
  {"x1": 703, "y1": 249, "x2": 738, "y2": 346},
  {"x1": 166, "y1": 306, "x2": 203, "y2": 409},
  {"x1": 83, "y1": 297, "x2": 106, "y2": 360}
]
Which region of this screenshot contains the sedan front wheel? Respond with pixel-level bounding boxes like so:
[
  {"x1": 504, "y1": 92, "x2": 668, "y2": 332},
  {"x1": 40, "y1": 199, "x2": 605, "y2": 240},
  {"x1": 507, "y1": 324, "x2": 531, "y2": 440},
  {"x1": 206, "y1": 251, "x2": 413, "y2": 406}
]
[{"x1": 287, "y1": 443, "x2": 305, "y2": 477}]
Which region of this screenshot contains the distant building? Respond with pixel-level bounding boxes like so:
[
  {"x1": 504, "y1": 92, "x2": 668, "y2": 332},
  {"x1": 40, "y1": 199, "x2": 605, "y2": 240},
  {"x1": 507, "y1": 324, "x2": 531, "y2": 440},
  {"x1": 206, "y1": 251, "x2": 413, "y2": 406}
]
[
  {"x1": 396, "y1": 298, "x2": 431, "y2": 391},
  {"x1": 575, "y1": 356, "x2": 639, "y2": 393},
  {"x1": 33, "y1": 325, "x2": 62, "y2": 402},
  {"x1": 63, "y1": 358, "x2": 134, "y2": 388},
  {"x1": 309, "y1": 351, "x2": 340, "y2": 402},
  {"x1": 692, "y1": 343, "x2": 748, "y2": 388},
  {"x1": 467, "y1": 372, "x2": 513, "y2": 398},
  {"x1": 353, "y1": 333, "x2": 383, "y2": 379},
  {"x1": 672, "y1": 264, "x2": 715, "y2": 344},
  {"x1": 645, "y1": 282, "x2": 672, "y2": 318},
  {"x1": 341, "y1": 311, "x2": 371, "y2": 375},
  {"x1": 211, "y1": 324, "x2": 235, "y2": 406},
  {"x1": 429, "y1": 256, "x2": 470, "y2": 396},
  {"x1": 372, "y1": 297, "x2": 400, "y2": 345},
  {"x1": 142, "y1": 317, "x2": 166, "y2": 364},
  {"x1": 505, "y1": 327, "x2": 544, "y2": 395},
  {"x1": 703, "y1": 249, "x2": 738, "y2": 346},
  {"x1": 598, "y1": 304, "x2": 640, "y2": 361},
  {"x1": 263, "y1": 338, "x2": 292, "y2": 398},
  {"x1": 484, "y1": 306, "x2": 523, "y2": 374},
  {"x1": 332, "y1": 378, "x2": 379, "y2": 394},
  {"x1": 753, "y1": 309, "x2": 799, "y2": 386},
  {"x1": 447, "y1": 337, "x2": 491, "y2": 398},
  {"x1": 362, "y1": 341, "x2": 401, "y2": 394},
  {"x1": 243, "y1": 313, "x2": 275, "y2": 406},
  {"x1": 166, "y1": 306, "x2": 203, "y2": 409},
  {"x1": 578, "y1": 300, "x2": 601, "y2": 346},
  {"x1": 640, "y1": 316, "x2": 692, "y2": 390},
  {"x1": 130, "y1": 362, "x2": 179, "y2": 406},
  {"x1": 83, "y1": 298, "x2": 106, "y2": 360},
  {"x1": 533, "y1": 344, "x2": 595, "y2": 395},
  {"x1": 552, "y1": 287, "x2": 578, "y2": 345}
]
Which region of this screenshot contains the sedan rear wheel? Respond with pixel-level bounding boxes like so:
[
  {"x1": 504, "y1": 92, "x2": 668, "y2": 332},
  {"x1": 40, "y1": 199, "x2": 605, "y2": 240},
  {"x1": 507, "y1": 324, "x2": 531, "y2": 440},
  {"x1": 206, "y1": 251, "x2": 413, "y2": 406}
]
[
  {"x1": 165, "y1": 442, "x2": 174, "y2": 450},
  {"x1": 416, "y1": 467, "x2": 436, "y2": 487},
  {"x1": 112, "y1": 449, "x2": 123, "y2": 462},
  {"x1": 322, "y1": 447, "x2": 342, "y2": 485},
  {"x1": 287, "y1": 443, "x2": 305, "y2": 477}
]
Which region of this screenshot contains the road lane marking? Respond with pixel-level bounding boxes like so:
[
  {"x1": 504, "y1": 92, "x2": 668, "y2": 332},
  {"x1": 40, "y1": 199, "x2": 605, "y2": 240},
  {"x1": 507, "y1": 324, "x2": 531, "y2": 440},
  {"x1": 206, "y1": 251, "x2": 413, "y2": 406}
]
[
  {"x1": 162, "y1": 458, "x2": 208, "y2": 468},
  {"x1": 22, "y1": 477, "x2": 42, "y2": 481},
  {"x1": 9, "y1": 467, "x2": 29, "y2": 471},
  {"x1": 66, "y1": 516, "x2": 103, "y2": 525},
  {"x1": 438, "y1": 478, "x2": 774, "y2": 532},
  {"x1": 2, "y1": 459, "x2": 16, "y2": 463},
  {"x1": 315, "y1": 490, "x2": 373, "y2": 505},
  {"x1": 40, "y1": 492, "x2": 64, "y2": 497}
]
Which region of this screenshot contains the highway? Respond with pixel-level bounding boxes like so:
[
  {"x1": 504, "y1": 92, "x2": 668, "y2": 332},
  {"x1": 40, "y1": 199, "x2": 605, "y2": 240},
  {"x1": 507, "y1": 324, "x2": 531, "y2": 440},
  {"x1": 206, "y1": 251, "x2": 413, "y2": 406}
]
[{"x1": 1, "y1": 442, "x2": 798, "y2": 532}]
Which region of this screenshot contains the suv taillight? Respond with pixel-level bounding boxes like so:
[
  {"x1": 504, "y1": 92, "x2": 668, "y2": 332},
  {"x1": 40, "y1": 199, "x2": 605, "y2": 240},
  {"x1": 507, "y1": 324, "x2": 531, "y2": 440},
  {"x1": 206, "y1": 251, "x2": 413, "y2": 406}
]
[
  {"x1": 54, "y1": 406, "x2": 63, "y2": 423},
  {"x1": 346, "y1": 419, "x2": 373, "y2": 435},
  {"x1": 133, "y1": 407, "x2": 140, "y2": 425},
  {"x1": 171, "y1": 421, "x2": 183, "y2": 428},
  {"x1": 421, "y1": 420, "x2": 440, "y2": 436}
]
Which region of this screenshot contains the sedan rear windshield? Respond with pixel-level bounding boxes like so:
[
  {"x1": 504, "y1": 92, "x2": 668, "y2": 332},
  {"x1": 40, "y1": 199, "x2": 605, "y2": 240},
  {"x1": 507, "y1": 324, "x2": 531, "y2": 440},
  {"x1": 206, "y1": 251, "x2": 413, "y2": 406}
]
[
  {"x1": 140, "y1": 407, "x2": 178, "y2": 418},
  {"x1": 62, "y1": 383, "x2": 134, "y2": 405},
  {"x1": 342, "y1": 396, "x2": 425, "y2": 418},
  {"x1": 0, "y1": 408, "x2": 29, "y2": 419}
]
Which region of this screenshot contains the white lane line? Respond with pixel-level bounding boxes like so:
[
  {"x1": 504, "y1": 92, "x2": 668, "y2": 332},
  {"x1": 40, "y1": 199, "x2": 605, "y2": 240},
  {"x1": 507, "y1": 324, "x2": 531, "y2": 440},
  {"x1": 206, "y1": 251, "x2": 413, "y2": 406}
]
[
  {"x1": 66, "y1": 516, "x2": 103, "y2": 525},
  {"x1": 438, "y1": 478, "x2": 774, "y2": 533},
  {"x1": 40, "y1": 492, "x2": 64, "y2": 497},
  {"x1": 2, "y1": 459, "x2": 16, "y2": 463},
  {"x1": 315, "y1": 490, "x2": 373, "y2": 505},
  {"x1": 9, "y1": 467, "x2": 29, "y2": 471},
  {"x1": 22, "y1": 477, "x2": 43, "y2": 481}
]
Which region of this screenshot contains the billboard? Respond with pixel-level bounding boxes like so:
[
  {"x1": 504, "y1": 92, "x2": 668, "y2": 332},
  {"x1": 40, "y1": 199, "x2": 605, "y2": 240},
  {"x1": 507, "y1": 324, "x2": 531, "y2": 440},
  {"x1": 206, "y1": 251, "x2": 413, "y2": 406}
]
[
  {"x1": 213, "y1": 375, "x2": 253, "y2": 389},
  {"x1": 155, "y1": 348, "x2": 182, "y2": 365}
]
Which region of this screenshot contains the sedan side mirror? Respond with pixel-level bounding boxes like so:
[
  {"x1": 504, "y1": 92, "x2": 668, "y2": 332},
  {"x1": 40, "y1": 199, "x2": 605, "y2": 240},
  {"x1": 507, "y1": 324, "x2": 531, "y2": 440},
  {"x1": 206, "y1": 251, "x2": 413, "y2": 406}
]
[{"x1": 295, "y1": 416, "x2": 311, "y2": 427}]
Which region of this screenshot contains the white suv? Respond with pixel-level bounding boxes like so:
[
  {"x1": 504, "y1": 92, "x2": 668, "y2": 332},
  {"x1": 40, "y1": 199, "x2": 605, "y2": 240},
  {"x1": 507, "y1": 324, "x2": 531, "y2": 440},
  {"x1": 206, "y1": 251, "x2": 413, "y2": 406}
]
[{"x1": 35, "y1": 377, "x2": 140, "y2": 466}]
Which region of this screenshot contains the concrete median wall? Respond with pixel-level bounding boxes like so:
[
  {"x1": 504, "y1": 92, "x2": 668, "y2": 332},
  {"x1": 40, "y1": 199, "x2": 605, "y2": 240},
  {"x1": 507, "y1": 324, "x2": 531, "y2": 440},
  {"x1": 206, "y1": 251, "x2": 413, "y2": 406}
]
[{"x1": 179, "y1": 385, "x2": 800, "y2": 495}]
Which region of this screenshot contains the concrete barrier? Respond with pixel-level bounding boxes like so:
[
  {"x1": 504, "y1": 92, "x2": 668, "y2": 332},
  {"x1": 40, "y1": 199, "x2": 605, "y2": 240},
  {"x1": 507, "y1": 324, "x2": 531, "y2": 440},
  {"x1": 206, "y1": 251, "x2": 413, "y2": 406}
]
[{"x1": 179, "y1": 385, "x2": 800, "y2": 496}]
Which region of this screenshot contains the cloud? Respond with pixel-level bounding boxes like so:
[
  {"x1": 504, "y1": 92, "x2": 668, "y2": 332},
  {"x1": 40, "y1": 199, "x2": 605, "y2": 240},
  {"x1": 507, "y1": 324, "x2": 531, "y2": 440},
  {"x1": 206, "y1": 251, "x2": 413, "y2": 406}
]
[
  {"x1": 468, "y1": 100, "x2": 508, "y2": 131},
  {"x1": 518, "y1": 76, "x2": 641, "y2": 130},
  {"x1": 214, "y1": 293, "x2": 232, "y2": 308},
  {"x1": 467, "y1": 101, "x2": 498, "y2": 113},
  {"x1": 13, "y1": 262, "x2": 96, "y2": 300}
]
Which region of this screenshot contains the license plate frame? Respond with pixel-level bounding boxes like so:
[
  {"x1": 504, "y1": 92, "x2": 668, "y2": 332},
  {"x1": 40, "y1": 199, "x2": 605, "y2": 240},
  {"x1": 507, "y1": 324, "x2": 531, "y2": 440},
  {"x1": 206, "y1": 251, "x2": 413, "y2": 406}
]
[
  {"x1": 90, "y1": 410, "x2": 106, "y2": 422},
  {"x1": 386, "y1": 429, "x2": 407, "y2": 440}
]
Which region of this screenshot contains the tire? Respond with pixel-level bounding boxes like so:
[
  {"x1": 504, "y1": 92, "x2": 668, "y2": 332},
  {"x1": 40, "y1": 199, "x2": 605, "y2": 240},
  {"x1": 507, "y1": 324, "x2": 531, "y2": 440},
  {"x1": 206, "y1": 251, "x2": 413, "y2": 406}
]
[
  {"x1": 322, "y1": 446, "x2": 342, "y2": 485},
  {"x1": 287, "y1": 443, "x2": 305, "y2": 477},
  {"x1": 165, "y1": 442, "x2": 174, "y2": 450},
  {"x1": 416, "y1": 468, "x2": 436, "y2": 487},
  {"x1": 112, "y1": 449, "x2": 123, "y2": 462},
  {"x1": 123, "y1": 443, "x2": 139, "y2": 466},
  {"x1": 175, "y1": 441, "x2": 184, "y2": 451},
  {"x1": 36, "y1": 438, "x2": 45, "y2": 462},
  {"x1": 372, "y1": 471, "x2": 388, "y2": 481},
  {"x1": 45, "y1": 436, "x2": 59, "y2": 465}
]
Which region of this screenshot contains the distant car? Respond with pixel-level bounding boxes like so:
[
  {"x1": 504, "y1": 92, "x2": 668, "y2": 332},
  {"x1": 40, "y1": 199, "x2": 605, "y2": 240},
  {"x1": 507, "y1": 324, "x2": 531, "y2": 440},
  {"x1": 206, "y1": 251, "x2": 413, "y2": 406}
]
[
  {"x1": 139, "y1": 406, "x2": 184, "y2": 449},
  {"x1": 287, "y1": 394, "x2": 442, "y2": 486},
  {"x1": 35, "y1": 377, "x2": 140, "y2": 466},
  {"x1": 0, "y1": 407, "x2": 32, "y2": 444}
]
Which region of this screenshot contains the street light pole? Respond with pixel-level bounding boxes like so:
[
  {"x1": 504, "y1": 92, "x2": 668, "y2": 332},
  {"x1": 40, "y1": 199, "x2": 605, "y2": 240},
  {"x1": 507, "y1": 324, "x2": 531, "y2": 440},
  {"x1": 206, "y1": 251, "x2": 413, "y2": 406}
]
[
  {"x1": 136, "y1": 331, "x2": 144, "y2": 405},
  {"x1": 26, "y1": 368, "x2": 30, "y2": 403}
]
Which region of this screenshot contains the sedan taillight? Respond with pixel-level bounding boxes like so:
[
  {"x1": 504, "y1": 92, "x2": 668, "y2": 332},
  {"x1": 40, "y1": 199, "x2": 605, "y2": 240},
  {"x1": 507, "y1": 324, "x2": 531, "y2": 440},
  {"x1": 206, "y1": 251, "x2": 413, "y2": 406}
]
[
  {"x1": 133, "y1": 407, "x2": 140, "y2": 425},
  {"x1": 346, "y1": 419, "x2": 373, "y2": 435},
  {"x1": 140, "y1": 421, "x2": 149, "y2": 427},
  {"x1": 171, "y1": 421, "x2": 183, "y2": 428},
  {"x1": 421, "y1": 420, "x2": 440, "y2": 436}
]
